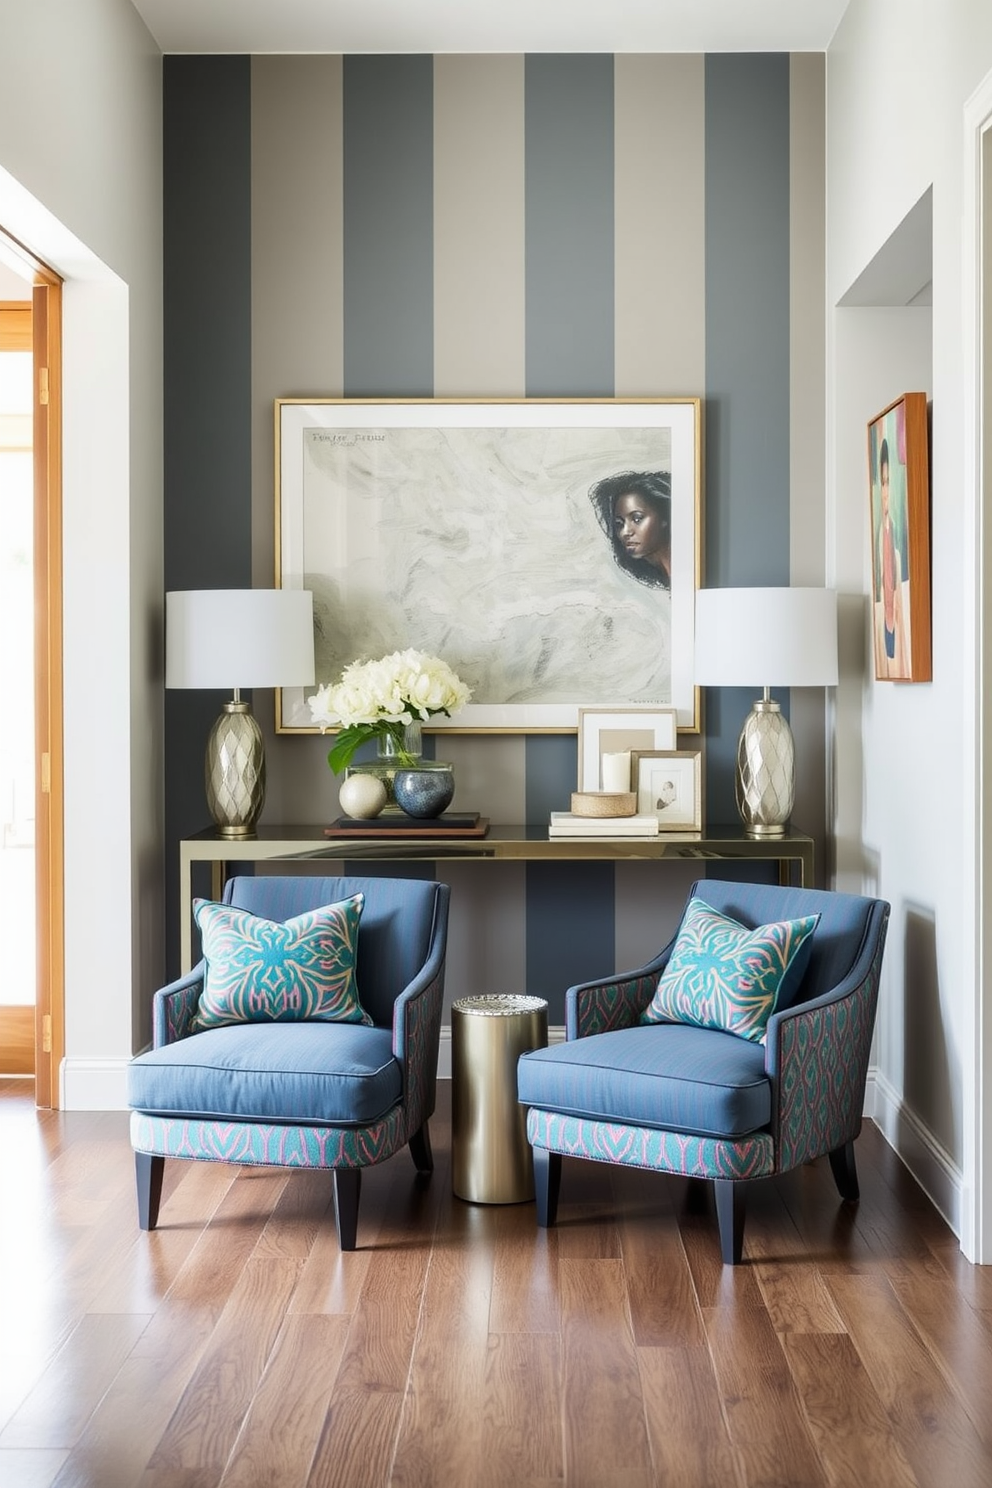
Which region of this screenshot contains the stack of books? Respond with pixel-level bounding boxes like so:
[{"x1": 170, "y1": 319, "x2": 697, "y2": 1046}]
[{"x1": 548, "y1": 811, "x2": 659, "y2": 838}]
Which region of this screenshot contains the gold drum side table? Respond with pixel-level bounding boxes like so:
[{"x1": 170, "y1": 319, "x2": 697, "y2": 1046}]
[{"x1": 451, "y1": 994, "x2": 549, "y2": 1204}]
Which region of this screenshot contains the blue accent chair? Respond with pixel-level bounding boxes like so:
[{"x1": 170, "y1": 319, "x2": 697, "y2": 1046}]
[
  {"x1": 517, "y1": 879, "x2": 889, "y2": 1264},
  {"x1": 127, "y1": 875, "x2": 450, "y2": 1250}
]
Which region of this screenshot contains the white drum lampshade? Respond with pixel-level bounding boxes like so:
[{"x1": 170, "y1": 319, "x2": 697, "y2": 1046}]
[
  {"x1": 695, "y1": 587, "x2": 838, "y2": 836},
  {"x1": 166, "y1": 589, "x2": 315, "y2": 838}
]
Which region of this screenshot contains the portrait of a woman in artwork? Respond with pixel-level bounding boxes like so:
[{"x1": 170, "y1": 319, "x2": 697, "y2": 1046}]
[{"x1": 589, "y1": 469, "x2": 672, "y2": 591}]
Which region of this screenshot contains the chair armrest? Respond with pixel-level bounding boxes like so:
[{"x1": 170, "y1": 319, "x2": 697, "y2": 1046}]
[
  {"x1": 566, "y1": 943, "x2": 674, "y2": 1039},
  {"x1": 390, "y1": 888, "x2": 450, "y2": 1135},
  {"x1": 152, "y1": 964, "x2": 205, "y2": 1047},
  {"x1": 765, "y1": 902, "x2": 889, "y2": 1171}
]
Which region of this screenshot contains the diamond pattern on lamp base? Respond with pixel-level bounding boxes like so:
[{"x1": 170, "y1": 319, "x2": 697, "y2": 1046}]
[
  {"x1": 735, "y1": 699, "x2": 795, "y2": 837},
  {"x1": 205, "y1": 701, "x2": 265, "y2": 837}
]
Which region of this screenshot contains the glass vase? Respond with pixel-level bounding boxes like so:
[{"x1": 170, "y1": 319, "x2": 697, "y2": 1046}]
[{"x1": 344, "y1": 720, "x2": 423, "y2": 811}]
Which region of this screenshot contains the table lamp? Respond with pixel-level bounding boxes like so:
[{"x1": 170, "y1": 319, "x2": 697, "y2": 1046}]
[
  {"x1": 694, "y1": 587, "x2": 838, "y2": 836},
  {"x1": 166, "y1": 589, "x2": 315, "y2": 838}
]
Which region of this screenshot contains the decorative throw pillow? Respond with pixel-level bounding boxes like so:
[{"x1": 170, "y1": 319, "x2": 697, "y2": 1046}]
[
  {"x1": 641, "y1": 897, "x2": 820, "y2": 1042},
  {"x1": 192, "y1": 894, "x2": 370, "y2": 1031}
]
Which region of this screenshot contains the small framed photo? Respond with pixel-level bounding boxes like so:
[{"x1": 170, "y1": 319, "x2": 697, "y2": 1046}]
[
  {"x1": 631, "y1": 749, "x2": 702, "y2": 830},
  {"x1": 577, "y1": 707, "x2": 679, "y2": 793},
  {"x1": 867, "y1": 391, "x2": 931, "y2": 682}
]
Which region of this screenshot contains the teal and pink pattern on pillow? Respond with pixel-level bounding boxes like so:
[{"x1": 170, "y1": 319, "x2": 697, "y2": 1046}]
[
  {"x1": 641, "y1": 897, "x2": 819, "y2": 1042},
  {"x1": 192, "y1": 894, "x2": 369, "y2": 1031}
]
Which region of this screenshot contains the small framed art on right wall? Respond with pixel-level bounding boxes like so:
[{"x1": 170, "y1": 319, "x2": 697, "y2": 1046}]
[{"x1": 867, "y1": 391, "x2": 931, "y2": 682}]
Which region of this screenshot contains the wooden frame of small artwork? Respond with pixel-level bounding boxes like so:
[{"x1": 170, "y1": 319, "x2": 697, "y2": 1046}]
[
  {"x1": 631, "y1": 749, "x2": 703, "y2": 831},
  {"x1": 866, "y1": 392, "x2": 931, "y2": 682}
]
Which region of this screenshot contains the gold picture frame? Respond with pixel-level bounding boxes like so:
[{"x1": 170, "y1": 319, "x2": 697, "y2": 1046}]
[
  {"x1": 867, "y1": 392, "x2": 931, "y2": 682},
  {"x1": 275, "y1": 397, "x2": 702, "y2": 733}
]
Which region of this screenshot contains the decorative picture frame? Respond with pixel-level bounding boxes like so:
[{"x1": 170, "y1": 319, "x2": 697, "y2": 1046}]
[
  {"x1": 631, "y1": 749, "x2": 703, "y2": 830},
  {"x1": 577, "y1": 708, "x2": 679, "y2": 793},
  {"x1": 275, "y1": 397, "x2": 702, "y2": 733},
  {"x1": 866, "y1": 392, "x2": 931, "y2": 682}
]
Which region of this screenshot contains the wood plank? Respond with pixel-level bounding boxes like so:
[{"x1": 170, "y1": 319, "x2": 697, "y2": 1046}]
[
  {"x1": 0, "y1": 1450, "x2": 69, "y2": 1488},
  {"x1": 388, "y1": 1218, "x2": 496, "y2": 1485},
  {"x1": 46, "y1": 1306, "x2": 221, "y2": 1488},
  {"x1": 307, "y1": 1390, "x2": 405, "y2": 1488},
  {"x1": 782, "y1": 1332, "x2": 919, "y2": 1488},
  {"x1": 702, "y1": 1301, "x2": 827, "y2": 1487},
  {"x1": 479, "y1": 1333, "x2": 563, "y2": 1485},
  {"x1": 489, "y1": 1202, "x2": 560, "y2": 1335},
  {"x1": 614, "y1": 1168, "x2": 703, "y2": 1347},
  {"x1": 826, "y1": 1270, "x2": 992, "y2": 1487},
  {"x1": 558, "y1": 1258, "x2": 653, "y2": 1488},
  {"x1": 145, "y1": 1257, "x2": 303, "y2": 1475},
  {"x1": 218, "y1": 1314, "x2": 349, "y2": 1487},
  {"x1": 637, "y1": 1345, "x2": 744, "y2": 1488},
  {"x1": 0, "y1": 1312, "x2": 152, "y2": 1450}
]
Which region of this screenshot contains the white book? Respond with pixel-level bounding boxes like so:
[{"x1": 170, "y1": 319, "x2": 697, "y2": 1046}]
[{"x1": 548, "y1": 812, "x2": 659, "y2": 836}]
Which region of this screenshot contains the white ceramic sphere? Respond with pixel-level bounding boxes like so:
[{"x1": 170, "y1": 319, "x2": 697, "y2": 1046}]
[{"x1": 338, "y1": 773, "x2": 387, "y2": 819}]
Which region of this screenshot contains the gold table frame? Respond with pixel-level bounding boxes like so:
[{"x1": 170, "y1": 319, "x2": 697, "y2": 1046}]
[{"x1": 179, "y1": 824, "x2": 815, "y2": 974}]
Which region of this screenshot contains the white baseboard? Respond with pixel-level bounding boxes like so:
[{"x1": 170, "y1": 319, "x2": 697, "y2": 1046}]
[
  {"x1": 437, "y1": 1023, "x2": 566, "y2": 1080},
  {"x1": 60, "y1": 1057, "x2": 131, "y2": 1111},
  {"x1": 866, "y1": 1067, "x2": 963, "y2": 1238}
]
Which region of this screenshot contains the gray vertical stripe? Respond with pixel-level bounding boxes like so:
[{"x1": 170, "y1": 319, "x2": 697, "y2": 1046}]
[
  {"x1": 526, "y1": 863, "x2": 616, "y2": 1023},
  {"x1": 525, "y1": 54, "x2": 615, "y2": 396},
  {"x1": 164, "y1": 55, "x2": 253, "y2": 978},
  {"x1": 704, "y1": 53, "x2": 792, "y2": 825},
  {"x1": 524, "y1": 54, "x2": 617, "y2": 993},
  {"x1": 343, "y1": 55, "x2": 434, "y2": 398}
]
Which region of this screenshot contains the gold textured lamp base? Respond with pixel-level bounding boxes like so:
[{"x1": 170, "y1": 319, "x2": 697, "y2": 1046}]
[
  {"x1": 735, "y1": 697, "x2": 795, "y2": 838},
  {"x1": 205, "y1": 700, "x2": 265, "y2": 839}
]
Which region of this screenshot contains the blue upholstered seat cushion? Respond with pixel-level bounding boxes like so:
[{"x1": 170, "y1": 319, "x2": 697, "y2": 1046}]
[
  {"x1": 641, "y1": 897, "x2": 819, "y2": 1041},
  {"x1": 517, "y1": 1024, "x2": 770, "y2": 1139},
  {"x1": 127, "y1": 1022, "x2": 401, "y2": 1126},
  {"x1": 192, "y1": 894, "x2": 370, "y2": 1031}
]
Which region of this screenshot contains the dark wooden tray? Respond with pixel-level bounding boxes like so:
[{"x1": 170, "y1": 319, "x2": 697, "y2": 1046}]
[{"x1": 324, "y1": 815, "x2": 489, "y2": 838}]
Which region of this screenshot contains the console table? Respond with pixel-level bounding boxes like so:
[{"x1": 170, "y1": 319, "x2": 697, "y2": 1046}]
[{"x1": 179, "y1": 824, "x2": 815, "y2": 973}]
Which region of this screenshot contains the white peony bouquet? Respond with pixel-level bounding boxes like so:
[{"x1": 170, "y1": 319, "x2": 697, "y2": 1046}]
[{"x1": 308, "y1": 648, "x2": 472, "y2": 774}]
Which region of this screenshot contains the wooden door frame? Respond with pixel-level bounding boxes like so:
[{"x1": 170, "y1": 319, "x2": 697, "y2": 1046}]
[
  {"x1": 0, "y1": 299, "x2": 35, "y2": 1076},
  {"x1": 32, "y1": 273, "x2": 63, "y2": 1108},
  {"x1": 0, "y1": 228, "x2": 63, "y2": 1108}
]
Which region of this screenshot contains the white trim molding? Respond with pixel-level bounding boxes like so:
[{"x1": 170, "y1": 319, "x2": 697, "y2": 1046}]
[
  {"x1": 866, "y1": 1068, "x2": 963, "y2": 1241},
  {"x1": 962, "y1": 65, "x2": 992, "y2": 1263},
  {"x1": 60, "y1": 1057, "x2": 131, "y2": 1111}
]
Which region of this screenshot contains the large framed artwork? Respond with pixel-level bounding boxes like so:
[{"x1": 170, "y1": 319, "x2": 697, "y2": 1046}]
[
  {"x1": 866, "y1": 392, "x2": 931, "y2": 683},
  {"x1": 276, "y1": 398, "x2": 702, "y2": 733}
]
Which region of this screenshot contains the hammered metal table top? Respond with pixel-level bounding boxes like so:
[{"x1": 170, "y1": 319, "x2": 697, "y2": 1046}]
[{"x1": 452, "y1": 994, "x2": 548, "y2": 1017}]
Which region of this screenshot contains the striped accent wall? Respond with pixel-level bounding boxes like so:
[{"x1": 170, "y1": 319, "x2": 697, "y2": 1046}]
[{"x1": 164, "y1": 52, "x2": 826, "y2": 1021}]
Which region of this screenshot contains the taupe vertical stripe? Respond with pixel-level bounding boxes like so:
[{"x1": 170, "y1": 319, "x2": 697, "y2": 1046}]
[
  {"x1": 250, "y1": 56, "x2": 344, "y2": 575},
  {"x1": 789, "y1": 53, "x2": 828, "y2": 873},
  {"x1": 433, "y1": 55, "x2": 525, "y2": 397},
  {"x1": 250, "y1": 57, "x2": 347, "y2": 821},
  {"x1": 614, "y1": 55, "x2": 706, "y2": 397}
]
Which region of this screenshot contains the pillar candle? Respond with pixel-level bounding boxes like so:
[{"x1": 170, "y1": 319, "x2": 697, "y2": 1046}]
[{"x1": 601, "y1": 751, "x2": 631, "y2": 792}]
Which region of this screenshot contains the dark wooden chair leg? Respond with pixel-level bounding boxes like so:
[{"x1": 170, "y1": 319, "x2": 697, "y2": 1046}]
[
  {"x1": 828, "y1": 1140, "x2": 860, "y2": 1202},
  {"x1": 408, "y1": 1122, "x2": 434, "y2": 1175},
  {"x1": 333, "y1": 1168, "x2": 362, "y2": 1251},
  {"x1": 714, "y1": 1179, "x2": 745, "y2": 1265},
  {"x1": 533, "y1": 1148, "x2": 562, "y2": 1228},
  {"x1": 135, "y1": 1152, "x2": 165, "y2": 1231}
]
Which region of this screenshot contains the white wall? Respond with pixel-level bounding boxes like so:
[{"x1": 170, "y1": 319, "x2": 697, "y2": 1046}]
[
  {"x1": 0, "y1": 0, "x2": 163, "y2": 1105},
  {"x1": 827, "y1": 0, "x2": 992, "y2": 1252}
]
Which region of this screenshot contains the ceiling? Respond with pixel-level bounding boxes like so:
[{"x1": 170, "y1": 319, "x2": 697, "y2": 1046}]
[{"x1": 129, "y1": 1, "x2": 851, "y2": 55}]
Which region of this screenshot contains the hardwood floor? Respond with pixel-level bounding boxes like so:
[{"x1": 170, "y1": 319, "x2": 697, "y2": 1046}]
[{"x1": 2, "y1": 1078, "x2": 992, "y2": 1488}]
